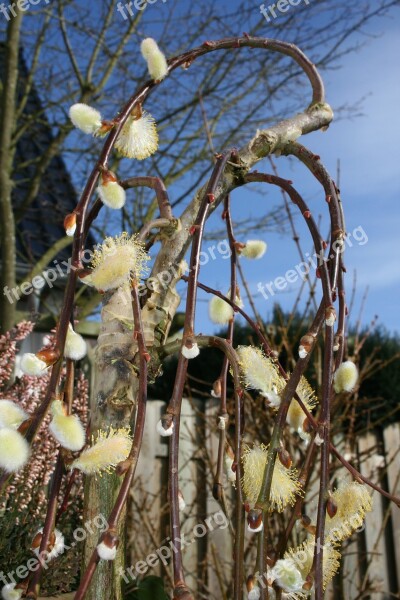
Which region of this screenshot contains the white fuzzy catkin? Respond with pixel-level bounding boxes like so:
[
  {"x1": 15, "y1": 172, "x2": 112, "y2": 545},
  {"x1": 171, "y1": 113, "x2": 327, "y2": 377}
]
[
  {"x1": 224, "y1": 453, "x2": 236, "y2": 483},
  {"x1": 156, "y1": 419, "x2": 174, "y2": 437},
  {"x1": 333, "y1": 360, "x2": 358, "y2": 393},
  {"x1": 209, "y1": 296, "x2": 234, "y2": 324},
  {"x1": 217, "y1": 416, "x2": 226, "y2": 430},
  {"x1": 178, "y1": 491, "x2": 186, "y2": 511},
  {"x1": 64, "y1": 324, "x2": 87, "y2": 361},
  {"x1": 0, "y1": 428, "x2": 30, "y2": 472},
  {"x1": 237, "y1": 345, "x2": 283, "y2": 406},
  {"x1": 1, "y1": 583, "x2": 23, "y2": 600},
  {"x1": 181, "y1": 343, "x2": 200, "y2": 359},
  {"x1": 49, "y1": 400, "x2": 85, "y2": 451},
  {"x1": 88, "y1": 233, "x2": 150, "y2": 292},
  {"x1": 69, "y1": 103, "x2": 102, "y2": 135},
  {"x1": 20, "y1": 353, "x2": 47, "y2": 376},
  {"x1": 241, "y1": 240, "x2": 267, "y2": 259},
  {"x1": 33, "y1": 528, "x2": 65, "y2": 560},
  {"x1": 66, "y1": 224, "x2": 76, "y2": 236},
  {"x1": 98, "y1": 176, "x2": 126, "y2": 210},
  {"x1": 141, "y1": 38, "x2": 168, "y2": 81},
  {"x1": 97, "y1": 541, "x2": 117, "y2": 561},
  {"x1": 298, "y1": 345, "x2": 308, "y2": 359},
  {"x1": 272, "y1": 558, "x2": 304, "y2": 594},
  {"x1": 286, "y1": 377, "x2": 317, "y2": 442},
  {"x1": 228, "y1": 288, "x2": 244, "y2": 309},
  {"x1": 0, "y1": 400, "x2": 28, "y2": 429},
  {"x1": 115, "y1": 111, "x2": 158, "y2": 160},
  {"x1": 325, "y1": 313, "x2": 336, "y2": 327}
]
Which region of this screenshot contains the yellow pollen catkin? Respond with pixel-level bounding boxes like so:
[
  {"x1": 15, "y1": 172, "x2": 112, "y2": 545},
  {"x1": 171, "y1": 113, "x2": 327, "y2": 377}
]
[
  {"x1": 242, "y1": 444, "x2": 302, "y2": 512},
  {"x1": 70, "y1": 427, "x2": 132, "y2": 476}
]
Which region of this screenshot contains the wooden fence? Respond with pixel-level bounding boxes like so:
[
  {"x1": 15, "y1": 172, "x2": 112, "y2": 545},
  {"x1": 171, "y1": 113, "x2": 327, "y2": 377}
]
[
  {"x1": 132, "y1": 399, "x2": 400, "y2": 600},
  {"x1": 16, "y1": 334, "x2": 400, "y2": 598}
]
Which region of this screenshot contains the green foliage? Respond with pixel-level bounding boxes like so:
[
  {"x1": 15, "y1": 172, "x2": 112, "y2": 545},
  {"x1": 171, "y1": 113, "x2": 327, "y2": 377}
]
[
  {"x1": 0, "y1": 490, "x2": 82, "y2": 595},
  {"x1": 124, "y1": 576, "x2": 169, "y2": 600}
]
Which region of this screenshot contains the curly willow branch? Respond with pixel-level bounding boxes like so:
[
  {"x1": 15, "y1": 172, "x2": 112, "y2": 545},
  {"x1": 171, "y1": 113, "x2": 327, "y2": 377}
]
[
  {"x1": 0, "y1": 35, "x2": 338, "y2": 600},
  {"x1": 0, "y1": 34, "x2": 332, "y2": 494}
]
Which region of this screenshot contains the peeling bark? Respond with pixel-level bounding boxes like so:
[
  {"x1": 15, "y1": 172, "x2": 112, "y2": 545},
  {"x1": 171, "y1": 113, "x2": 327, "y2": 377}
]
[
  {"x1": 82, "y1": 262, "x2": 184, "y2": 598},
  {"x1": 83, "y1": 284, "x2": 137, "y2": 600}
]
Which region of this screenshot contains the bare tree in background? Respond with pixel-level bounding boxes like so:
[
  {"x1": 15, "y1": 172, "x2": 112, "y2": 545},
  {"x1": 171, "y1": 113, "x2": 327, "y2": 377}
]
[
  {"x1": 0, "y1": 0, "x2": 398, "y2": 331},
  {"x1": 0, "y1": 3, "x2": 400, "y2": 600}
]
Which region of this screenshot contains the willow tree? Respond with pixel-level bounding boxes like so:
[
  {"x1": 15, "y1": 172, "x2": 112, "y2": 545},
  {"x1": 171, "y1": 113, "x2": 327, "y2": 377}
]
[
  {"x1": 1, "y1": 24, "x2": 400, "y2": 600},
  {"x1": 0, "y1": 0, "x2": 397, "y2": 333}
]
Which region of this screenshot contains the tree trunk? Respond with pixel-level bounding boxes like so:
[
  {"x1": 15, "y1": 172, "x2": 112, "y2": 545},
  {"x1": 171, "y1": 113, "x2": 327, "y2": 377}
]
[
  {"x1": 83, "y1": 254, "x2": 184, "y2": 599},
  {"x1": 0, "y1": 9, "x2": 23, "y2": 333},
  {"x1": 83, "y1": 285, "x2": 138, "y2": 600}
]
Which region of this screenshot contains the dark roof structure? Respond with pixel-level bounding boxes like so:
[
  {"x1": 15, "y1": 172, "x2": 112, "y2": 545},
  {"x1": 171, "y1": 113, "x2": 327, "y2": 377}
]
[
  {"x1": 0, "y1": 44, "x2": 99, "y2": 332},
  {"x1": 0, "y1": 44, "x2": 94, "y2": 270}
]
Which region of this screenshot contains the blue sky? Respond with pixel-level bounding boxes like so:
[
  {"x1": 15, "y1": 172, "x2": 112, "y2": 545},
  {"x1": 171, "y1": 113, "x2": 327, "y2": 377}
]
[
  {"x1": 27, "y1": 0, "x2": 398, "y2": 335},
  {"x1": 183, "y1": 4, "x2": 400, "y2": 335}
]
